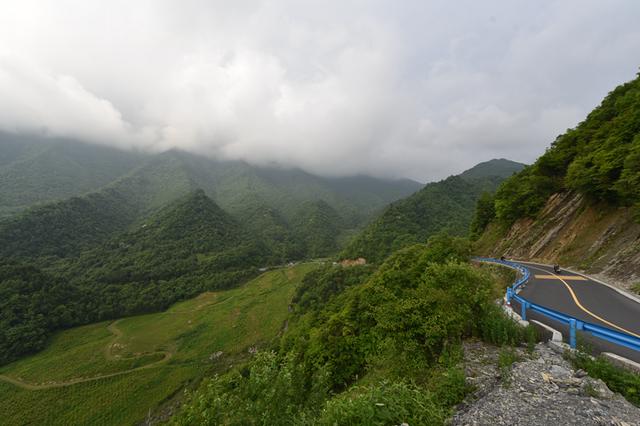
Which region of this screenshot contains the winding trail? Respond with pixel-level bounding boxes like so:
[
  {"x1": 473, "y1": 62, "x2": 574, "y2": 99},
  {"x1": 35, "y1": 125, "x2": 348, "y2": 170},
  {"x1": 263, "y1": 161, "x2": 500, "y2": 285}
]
[
  {"x1": 0, "y1": 268, "x2": 291, "y2": 391},
  {"x1": 0, "y1": 320, "x2": 172, "y2": 391}
]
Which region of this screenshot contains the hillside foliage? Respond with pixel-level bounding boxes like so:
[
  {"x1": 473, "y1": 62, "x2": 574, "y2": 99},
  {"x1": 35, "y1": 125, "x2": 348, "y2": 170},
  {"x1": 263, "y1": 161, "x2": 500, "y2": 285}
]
[
  {"x1": 172, "y1": 235, "x2": 535, "y2": 425},
  {"x1": 341, "y1": 175, "x2": 506, "y2": 264},
  {"x1": 0, "y1": 133, "x2": 144, "y2": 217},
  {"x1": 493, "y1": 73, "x2": 640, "y2": 224},
  {"x1": 0, "y1": 191, "x2": 266, "y2": 365},
  {"x1": 340, "y1": 159, "x2": 523, "y2": 264}
]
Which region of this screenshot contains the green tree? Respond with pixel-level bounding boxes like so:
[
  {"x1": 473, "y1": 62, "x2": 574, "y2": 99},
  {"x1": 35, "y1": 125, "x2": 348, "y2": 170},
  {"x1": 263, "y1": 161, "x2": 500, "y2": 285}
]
[{"x1": 470, "y1": 191, "x2": 496, "y2": 238}]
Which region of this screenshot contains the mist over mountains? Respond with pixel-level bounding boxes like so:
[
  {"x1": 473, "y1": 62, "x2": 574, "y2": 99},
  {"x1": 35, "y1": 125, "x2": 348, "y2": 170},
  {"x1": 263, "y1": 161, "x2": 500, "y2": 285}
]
[
  {"x1": 2, "y1": 1, "x2": 639, "y2": 181},
  {"x1": 0, "y1": 129, "x2": 522, "y2": 367}
]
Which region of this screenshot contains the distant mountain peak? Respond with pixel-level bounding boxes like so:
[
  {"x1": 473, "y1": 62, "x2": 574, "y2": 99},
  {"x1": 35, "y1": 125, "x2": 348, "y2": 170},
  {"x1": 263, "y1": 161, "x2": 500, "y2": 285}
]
[{"x1": 459, "y1": 158, "x2": 526, "y2": 181}]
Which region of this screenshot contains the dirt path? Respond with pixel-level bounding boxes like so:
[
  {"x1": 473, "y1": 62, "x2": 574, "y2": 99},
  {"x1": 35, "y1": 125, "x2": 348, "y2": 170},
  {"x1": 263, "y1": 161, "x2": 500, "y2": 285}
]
[
  {"x1": 0, "y1": 291, "x2": 247, "y2": 390},
  {"x1": 0, "y1": 320, "x2": 172, "y2": 391},
  {"x1": 0, "y1": 267, "x2": 295, "y2": 391},
  {"x1": 0, "y1": 351, "x2": 171, "y2": 391}
]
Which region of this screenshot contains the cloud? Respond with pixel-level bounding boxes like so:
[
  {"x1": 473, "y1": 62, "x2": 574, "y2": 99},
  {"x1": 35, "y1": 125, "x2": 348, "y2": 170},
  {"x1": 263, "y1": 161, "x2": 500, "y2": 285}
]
[
  {"x1": 0, "y1": 0, "x2": 639, "y2": 181},
  {"x1": 0, "y1": 56, "x2": 154, "y2": 150}
]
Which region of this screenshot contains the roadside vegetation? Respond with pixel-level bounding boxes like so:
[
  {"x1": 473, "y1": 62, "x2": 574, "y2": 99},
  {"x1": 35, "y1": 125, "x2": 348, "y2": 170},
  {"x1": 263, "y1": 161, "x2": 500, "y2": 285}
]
[
  {"x1": 568, "y1": 351, "x2": 640, "y2": 407},
  {"x1": 172, "y1": 234, "x2": 536, "y2": 425}
]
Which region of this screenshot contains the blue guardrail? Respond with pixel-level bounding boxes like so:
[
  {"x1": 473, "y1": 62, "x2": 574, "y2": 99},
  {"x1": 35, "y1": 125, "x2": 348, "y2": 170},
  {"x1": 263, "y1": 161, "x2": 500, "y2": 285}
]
[{"x1": 474, "y1": 257, "x2": 640, "y2": 353}]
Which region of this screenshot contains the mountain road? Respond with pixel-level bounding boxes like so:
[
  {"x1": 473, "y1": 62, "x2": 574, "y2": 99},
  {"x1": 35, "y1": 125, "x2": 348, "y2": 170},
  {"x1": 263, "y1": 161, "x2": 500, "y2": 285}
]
[{"x1": 508, "y1": 260, "x2": 640, "y2": 363}]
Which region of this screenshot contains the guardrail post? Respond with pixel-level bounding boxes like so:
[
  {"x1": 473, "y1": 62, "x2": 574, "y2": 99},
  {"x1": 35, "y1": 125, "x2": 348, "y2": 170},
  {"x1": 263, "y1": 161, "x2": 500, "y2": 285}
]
[
  {"x1": 521, "y1": 301, "x2": 528, "y2": 321},
  {"x1": 569, "y1": 319, "x2": 577, "y2": 349}
]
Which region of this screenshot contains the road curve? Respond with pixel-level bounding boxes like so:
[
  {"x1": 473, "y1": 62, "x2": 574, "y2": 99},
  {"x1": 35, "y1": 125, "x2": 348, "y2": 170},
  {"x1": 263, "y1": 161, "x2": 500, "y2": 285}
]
[{"x1": 509, "y1": 260, "x2": 640, "y2": 363}]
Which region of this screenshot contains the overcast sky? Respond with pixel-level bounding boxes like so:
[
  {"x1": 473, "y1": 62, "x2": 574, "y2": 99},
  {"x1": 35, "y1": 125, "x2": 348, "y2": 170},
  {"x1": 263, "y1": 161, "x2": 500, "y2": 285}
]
[{"x1": 0, "y1": 1, "x2": 639, "y2": 182}]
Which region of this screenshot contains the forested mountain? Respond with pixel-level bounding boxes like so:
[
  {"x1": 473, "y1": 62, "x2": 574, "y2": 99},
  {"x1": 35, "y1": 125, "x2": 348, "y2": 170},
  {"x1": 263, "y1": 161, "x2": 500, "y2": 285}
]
[
  {"x1": 0, "y1": 190, "x2": 268, "y2": 364},
  {"x1": 63, "y1": 190, "x2": 269, "y2": 286},
  {"x1": 0, "y1": 137, "x2": 422, "y2": 262},
  {"x1": 340, "y1": 159, "x2": 525, "y2": 263},
  {"x1": 0, "y1": 135, "x2": 423, "y2": 365},
  {"x1": 291, "y1": 200, "x2": 345, "y2": 258},
  {"x1": 487, "y1": 74, "x2": 640, "y2": 226},
  {"x1": 0, "y1": 154, "x2": 198, "y2": 260},
  {"x1": 458, "y1": 158, "x2": 526, "y2": 181},
  {"x1": 0, "y1": 133, "x2": 145, "y2": 217},
  {"x1": 475, "y1": 73, "x2": 640, "y2": 284},
  {"x1": 0, "y1": 137, "x2": 421, "y2": 222}
]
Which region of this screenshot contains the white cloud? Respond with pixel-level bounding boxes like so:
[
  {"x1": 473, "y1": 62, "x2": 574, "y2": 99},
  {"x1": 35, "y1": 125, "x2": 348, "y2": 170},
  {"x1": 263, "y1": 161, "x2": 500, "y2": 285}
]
[
  {"x1": 0, "y1": 0, "x2": 638, "y2": 181},
  {"x1": 0, "y1": 56, "x2": 154, "y2": 149}
]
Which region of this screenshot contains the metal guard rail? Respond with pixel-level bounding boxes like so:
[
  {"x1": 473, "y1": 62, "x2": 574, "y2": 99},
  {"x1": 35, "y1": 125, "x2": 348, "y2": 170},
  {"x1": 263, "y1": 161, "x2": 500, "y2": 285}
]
[{"x1": 474, "y1": 257, "x2": 640, "y2": 352}]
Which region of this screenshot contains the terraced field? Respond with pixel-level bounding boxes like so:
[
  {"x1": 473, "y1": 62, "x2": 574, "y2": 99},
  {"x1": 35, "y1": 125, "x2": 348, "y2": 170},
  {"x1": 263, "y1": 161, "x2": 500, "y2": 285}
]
[{"x1": 0, "y1": 263, "x2": 317, "y2": 425}]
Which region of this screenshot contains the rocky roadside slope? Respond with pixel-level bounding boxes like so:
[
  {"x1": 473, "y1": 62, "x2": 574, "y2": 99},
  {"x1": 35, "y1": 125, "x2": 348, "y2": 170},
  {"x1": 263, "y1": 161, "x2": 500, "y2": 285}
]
[
  {"x1": 452, "y1": 341, "x2": 639, "y2": 426},
  {"x1": 476, "y1": 191, "x2": 640, "y2": 292}
]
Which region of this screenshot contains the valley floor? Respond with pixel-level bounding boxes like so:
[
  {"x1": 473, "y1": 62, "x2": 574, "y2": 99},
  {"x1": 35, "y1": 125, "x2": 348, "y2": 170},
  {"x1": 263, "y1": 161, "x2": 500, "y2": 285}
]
[{"x1": 0, "y1": 263, "x2": 317, "y2": 425}]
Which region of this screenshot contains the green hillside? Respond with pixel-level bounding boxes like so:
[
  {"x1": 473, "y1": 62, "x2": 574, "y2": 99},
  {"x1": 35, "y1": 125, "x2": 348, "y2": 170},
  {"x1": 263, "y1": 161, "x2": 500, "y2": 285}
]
[
  {"x1": 488, "y1": 73, "x2": 640, "y2": 226},
  {"x1": 340, "y1": 159, "x2": 525, "y2": 264},
  {"x1": 64, "y1": 190, "x2": 264, "y2": 285},
  {"x1": 0, "y1": 133, "x2": 144, "y2": 217},
  {"x1": 291, "y1": 200, "x2": 345, "y2": 258},
  {"x1": 154, "y1": 151, "x2": 422, "y2": 229},
  {"x1": 0, "y1": 191, "x2": 267, "y2": 365},
  {"x1": 0, "y1": 264, "x2": 316, "y2": 425},
  {"x1": 171, "y1": 235, "x2": 534, "y2": 425},
  {"x1": 0, "y1": 137, "x2": 421, "y2": 227},
  {"x1": 458, "y1": 158, "x2": 524, "y2": 181},
  {"x1": 0, "y1": 140, "x2": 421, "y2": 263},
  {"x1": 0, "y1": 153, "x2": 201, "y2": 260},
  {"x1": 0, "y1": 188, "x2": 140, "y2": 259}
]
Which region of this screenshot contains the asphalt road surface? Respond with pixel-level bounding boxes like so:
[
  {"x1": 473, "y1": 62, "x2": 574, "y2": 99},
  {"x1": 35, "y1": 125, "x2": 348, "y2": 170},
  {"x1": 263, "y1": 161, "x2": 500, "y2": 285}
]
[{"x1": 508, "y1": 260, "x2": 640, "y2": 363}]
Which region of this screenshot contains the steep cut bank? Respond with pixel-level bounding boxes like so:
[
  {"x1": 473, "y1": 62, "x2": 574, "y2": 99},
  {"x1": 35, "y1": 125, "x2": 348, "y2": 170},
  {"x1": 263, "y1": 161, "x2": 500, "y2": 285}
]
[
  {"x1": 475, "y1": 72, "x2": 640, "y2": 291},
  {"x1": 476, "y1": 191, "x2": 640, "y2": 291}
]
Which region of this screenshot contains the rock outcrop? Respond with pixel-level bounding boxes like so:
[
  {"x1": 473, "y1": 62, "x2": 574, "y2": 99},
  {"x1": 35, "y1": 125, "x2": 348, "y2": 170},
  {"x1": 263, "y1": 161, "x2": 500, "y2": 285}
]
[
  {"x1": 452, "y1": 341, "x2": 640, "y2": 426},
  {"x1": 477, "y1": 191, "x2": 640, "y2": 292}
]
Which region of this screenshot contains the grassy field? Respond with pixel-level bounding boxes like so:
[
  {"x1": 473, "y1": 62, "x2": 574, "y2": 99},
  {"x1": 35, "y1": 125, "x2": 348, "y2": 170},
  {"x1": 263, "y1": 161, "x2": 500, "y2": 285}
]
[{"x1": 0, "y1": 263, "x2": 317, "y2": 425}]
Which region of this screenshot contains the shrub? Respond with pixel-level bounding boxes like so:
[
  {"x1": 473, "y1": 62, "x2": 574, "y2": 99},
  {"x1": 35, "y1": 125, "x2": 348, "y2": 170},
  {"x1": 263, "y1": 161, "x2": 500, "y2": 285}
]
[
  {"x1": 171, "y1": 351, "x2": 330, "y2": 425},
  {"x1": 570, "y1": 352, "x2": 640, "y2": 406},
  {"x1": 477, "y1": 303, "x2": 537, "y2": 348},
  {"x1": 316, "y1": 381, "x2": 447, "y2": 426}
]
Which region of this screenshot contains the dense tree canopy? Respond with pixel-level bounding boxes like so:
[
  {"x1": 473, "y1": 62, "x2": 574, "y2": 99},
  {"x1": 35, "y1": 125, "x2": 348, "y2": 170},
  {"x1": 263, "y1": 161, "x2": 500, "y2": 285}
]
[
  {"x1": 340, "y1": 175, "x2": 506, "y2": 264},
  {"x1": 0, "y1": 191, "x2": 268, "y2": 365},
  {"x1": 493, "y1": 73, "x2": 640, "y2": 224}
]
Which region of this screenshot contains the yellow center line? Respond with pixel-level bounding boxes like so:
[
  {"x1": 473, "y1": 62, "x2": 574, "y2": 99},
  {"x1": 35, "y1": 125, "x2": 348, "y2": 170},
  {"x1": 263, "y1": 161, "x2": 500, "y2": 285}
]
[
  {"x1": 526, "y1": 264, "x2": 640, "y2": 339},
  {"x1": 534, "y1": 274, "x2": 587, "y2": 281}
]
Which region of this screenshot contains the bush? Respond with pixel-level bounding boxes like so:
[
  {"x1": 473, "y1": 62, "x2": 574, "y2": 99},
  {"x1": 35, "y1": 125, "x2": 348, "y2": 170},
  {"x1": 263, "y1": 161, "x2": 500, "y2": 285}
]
[
  {"x1": 570, "y1": 353, "x2": 640, "y2": 406},
  {"x1": 171, "y1": 351, "x2": 330, "y2": 425},
  {"x1": 316, "y1": 381, "x2": 448, "y2": 426},
  {"x1": 477, "y1": 303, "x2": 537, "y2": 348}
]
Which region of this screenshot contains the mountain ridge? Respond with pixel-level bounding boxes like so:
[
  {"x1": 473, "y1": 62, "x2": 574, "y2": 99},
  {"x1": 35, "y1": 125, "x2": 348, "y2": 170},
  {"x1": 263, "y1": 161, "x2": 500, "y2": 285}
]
[{"x1": 340, "y1": 159, "x2": 525, "y2": 263}]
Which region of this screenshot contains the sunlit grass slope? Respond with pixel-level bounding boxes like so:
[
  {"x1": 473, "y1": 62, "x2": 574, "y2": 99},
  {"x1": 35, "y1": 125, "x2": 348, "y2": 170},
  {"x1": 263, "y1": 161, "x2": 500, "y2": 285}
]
[{"x1": 0, "y1": 263, "x2": 316, "y2": 425}]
